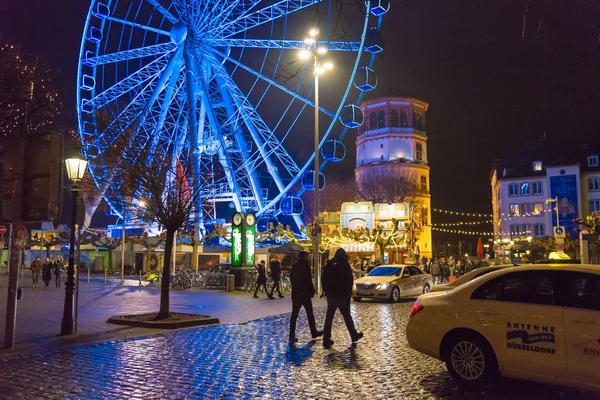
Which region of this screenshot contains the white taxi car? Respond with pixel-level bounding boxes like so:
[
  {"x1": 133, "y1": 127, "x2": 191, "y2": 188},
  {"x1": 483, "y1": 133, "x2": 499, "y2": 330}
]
[{"x1": 406, "y1": 264, "x2": 600, "y2": 392}]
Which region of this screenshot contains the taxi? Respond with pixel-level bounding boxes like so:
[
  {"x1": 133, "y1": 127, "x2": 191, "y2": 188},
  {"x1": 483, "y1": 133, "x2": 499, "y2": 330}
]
[{"x1": 406, "y1": 264, "x2": 600, "y2": 392}]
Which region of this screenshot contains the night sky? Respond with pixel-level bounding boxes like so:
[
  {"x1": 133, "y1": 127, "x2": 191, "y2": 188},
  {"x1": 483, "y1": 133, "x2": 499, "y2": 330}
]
[{"x1": 2, "y1": 0, "x2": 599, "y2": 239}]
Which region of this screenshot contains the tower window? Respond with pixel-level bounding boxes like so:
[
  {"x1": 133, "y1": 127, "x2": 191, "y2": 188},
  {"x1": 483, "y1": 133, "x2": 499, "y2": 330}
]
[
  {"x1": 378, "y1": 110, "x2": 385, "y2": 128},
  {"x1": 400, "y1": 110, "x2": 408, "y2": 127},
  {"x1": 588, "y1": 156, "x2": 599, "y2": 167},
  {"x1": 380, "y1": 143, "x2": 383, "y2": 149},
  {"x1": 380, "y1": 155, "x2": 384, "y2": 160},
  {"x1": 532, "y1": 161, "x2": 543, "y2": 171},
  {"x1": 416, "y1": 142, "x2": 423, "y2": 161},
  {"x1": 370, "y1": 112, "x2": 377, "y2": 130},
  {"x1": 391, "y1": 110, "x2": 399, "y2": 127},
  {"x1": 420, "y1": 176, "x2": 427, "y2": 192}
]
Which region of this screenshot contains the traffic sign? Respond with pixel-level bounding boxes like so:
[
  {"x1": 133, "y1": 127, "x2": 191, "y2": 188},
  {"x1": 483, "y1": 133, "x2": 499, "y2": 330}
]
[
  {"x1": 12, "y1": 225, "x2": 29, "y2": 250},
  {"x1": 553, "y1": 226, "x2": 566, "y2": 238},
  {"x1": 0, "y1": 225, "x2": 6, "y2": 236}
]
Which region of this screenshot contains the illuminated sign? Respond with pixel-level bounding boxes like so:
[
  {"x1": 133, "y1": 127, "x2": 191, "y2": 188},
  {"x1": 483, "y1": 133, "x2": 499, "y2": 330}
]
[
  {"x1": 244, "y1": 213, "x2": 256, "y2": 265},
  {"x1": 232, "y1": 225, "x2": 242, "y2": 266}
]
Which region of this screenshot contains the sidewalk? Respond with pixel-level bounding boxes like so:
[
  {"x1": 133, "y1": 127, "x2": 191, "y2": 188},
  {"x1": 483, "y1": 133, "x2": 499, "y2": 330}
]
[{"x1": 0, "y1": 271, "x2": 326, "y2": 354}]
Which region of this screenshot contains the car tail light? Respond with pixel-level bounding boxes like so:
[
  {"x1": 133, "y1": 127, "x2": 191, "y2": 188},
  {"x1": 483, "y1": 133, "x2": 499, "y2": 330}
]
[{"x1": 410, "y1": 303, "x2": 424, "y2": 317}]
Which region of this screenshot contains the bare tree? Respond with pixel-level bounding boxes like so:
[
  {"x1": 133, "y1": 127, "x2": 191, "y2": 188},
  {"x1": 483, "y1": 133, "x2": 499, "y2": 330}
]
[
  {"x1": 131, "y1": 231, "x2": 166, "y2": 273},
  {"x1": 89, "y1": 233, "x2": 122, "y2": 272},
  {"x1": 357, "y1": 168, "x2": 423, "y2": 204},
  {"x1": 30, "y1": 232, "x2": 68, "y2": 258},
  {"x1": 0, "y1": 36, "x2": 60, "y2": 137},
  {"x1": 117, "y1": 148, "x2": 199, "y2": 320}
]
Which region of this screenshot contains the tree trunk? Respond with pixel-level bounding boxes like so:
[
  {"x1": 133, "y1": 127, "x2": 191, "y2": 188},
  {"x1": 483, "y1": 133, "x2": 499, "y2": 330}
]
[
  {"x1": 156, "y1": 227, "x2": 174, "y2": 320},
  {"x1": 377, "y1": 242, "x2": 385, "y2": 262},
  {"x1": 108, "y1": 251, "x2": 113, "y2": 273},
  {"x1": 146, "y1": 247, "x2": 152, "y2": 273},
  {"x1": 192, "y1": 240, "x2": 198, "y2": 271}
]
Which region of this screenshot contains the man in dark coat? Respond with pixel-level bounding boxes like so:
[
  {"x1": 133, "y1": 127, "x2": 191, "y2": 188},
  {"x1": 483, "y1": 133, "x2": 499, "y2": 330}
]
[
  {"x1": 321, "y1": 248, "x2": 363, "y2": 348},
  {"x1": 268, "y1": 256, "x2": 284, "y2": 299},
  {"x1": 289, "y1": 251, "x2": 322, "y2": 344},
  {"x1": 253, "y1": 260, "x2": 269, "y2": 298},
  {"x1": 431, "y1": 258, "x2": 441, "y2": 285}
]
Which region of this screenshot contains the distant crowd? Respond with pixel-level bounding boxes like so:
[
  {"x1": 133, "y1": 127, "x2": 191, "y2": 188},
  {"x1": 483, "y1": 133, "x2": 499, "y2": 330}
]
[{"x1": 419, "y1": 256, "x2": 489, "y2": 285}]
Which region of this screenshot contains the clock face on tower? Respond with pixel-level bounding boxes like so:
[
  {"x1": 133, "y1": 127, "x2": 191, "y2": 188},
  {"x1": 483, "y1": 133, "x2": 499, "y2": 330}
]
[
  {"x1": 245, "y1": 213, "x2": 256, "y2": 226},
  {"x1": 233, "y1": 213, "x2": 243, "y2": 226}
]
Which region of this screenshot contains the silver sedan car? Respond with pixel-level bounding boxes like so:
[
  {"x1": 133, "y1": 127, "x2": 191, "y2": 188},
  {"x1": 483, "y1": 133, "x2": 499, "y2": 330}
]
[{"x1": 352, "y1": 265, "x2": 433, "y2": 302}]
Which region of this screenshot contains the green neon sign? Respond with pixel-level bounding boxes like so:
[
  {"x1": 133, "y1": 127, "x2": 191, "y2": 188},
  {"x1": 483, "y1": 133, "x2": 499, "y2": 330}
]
[
  {"x1": 232, "y1": 225, "x2": 242, "y2": 266},
  {"x1": 245, "y1": 223, "x2": 255, "y2": 265}
]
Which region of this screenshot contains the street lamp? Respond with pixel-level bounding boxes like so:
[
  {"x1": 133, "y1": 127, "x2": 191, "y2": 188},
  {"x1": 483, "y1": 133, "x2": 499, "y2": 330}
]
[
  {"x1": 546, "y1": 197, "x2": 559, "y2": 229},
  {"x1": 300, "y1": 27, "x2": 333, "y2": 293},
  {"x1": 61, "y1": 158, "x2": 87, "y2": 335}
]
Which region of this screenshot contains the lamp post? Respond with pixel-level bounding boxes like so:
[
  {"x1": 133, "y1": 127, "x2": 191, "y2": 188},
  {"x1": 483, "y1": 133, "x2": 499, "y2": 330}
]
[
  {"x1": 300, "y1": 28, "x2": 333, "y2": 293},
  {"x1": 546, "y1": 197, "x2": 559, "y2": 229},
  {"x1": 61, "y1": 158, "x2": 87, "y2": 335}
]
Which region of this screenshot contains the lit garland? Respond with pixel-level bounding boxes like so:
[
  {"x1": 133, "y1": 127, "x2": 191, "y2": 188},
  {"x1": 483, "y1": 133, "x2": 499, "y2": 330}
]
[
  {"x1": 432, "y1": 227, "x2": 532, "y2": 236},
  {"x1": 0, "y1": 39, "x2": 60, "y2": 137},
  {"x1": 432, "y1": 220, "x2": 493, "y2": 227},
  {"x1": 433, "y1": 208, "x2": 492, "y2": 218}
]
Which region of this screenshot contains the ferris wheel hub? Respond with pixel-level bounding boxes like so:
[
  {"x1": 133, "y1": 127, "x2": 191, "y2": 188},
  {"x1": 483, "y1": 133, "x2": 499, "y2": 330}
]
[{"x1": 170, "y1": 22, "x2": 188, "y2": 45}]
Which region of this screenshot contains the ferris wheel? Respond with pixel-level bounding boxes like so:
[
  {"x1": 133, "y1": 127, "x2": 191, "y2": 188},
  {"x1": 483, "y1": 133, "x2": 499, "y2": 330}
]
[{"x1": 76, "y1": 0, "x2": 389, "y2": 232}]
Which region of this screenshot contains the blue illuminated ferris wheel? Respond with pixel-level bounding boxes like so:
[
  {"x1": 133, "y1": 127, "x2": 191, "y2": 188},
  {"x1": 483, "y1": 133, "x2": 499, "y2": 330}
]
[{"x1": 76, "y1": 0, "x2": 389, "y2": 231}]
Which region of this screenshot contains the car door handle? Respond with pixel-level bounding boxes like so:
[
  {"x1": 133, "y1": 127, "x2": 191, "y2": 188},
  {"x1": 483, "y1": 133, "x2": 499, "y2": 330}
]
[{"x1": 571, "y1": 319, "x2": 595, "y2": 324}]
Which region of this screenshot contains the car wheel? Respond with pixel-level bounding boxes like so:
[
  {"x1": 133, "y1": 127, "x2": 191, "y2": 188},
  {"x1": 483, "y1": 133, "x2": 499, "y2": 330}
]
[
  {"x1": 444, "y1": 334, "x2": 497, "y2": 383},
  {"x1": 353, "y1": 297, "x2": 362, "y2": 302},
  {"x1": 389, "y1": 286, "x2": 400, "y2": 303},
  {"x1": 423, "y1": 284, "x2": 431, "y2": 294}
]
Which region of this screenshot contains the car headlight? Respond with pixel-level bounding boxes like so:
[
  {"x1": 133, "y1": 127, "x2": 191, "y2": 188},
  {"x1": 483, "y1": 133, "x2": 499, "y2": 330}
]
[
  {"x1": 352, "y1": 284, "x2": 357, "y2": 291},
  {"x1": 376, "y1": 283, "x2": 390, "y2": 290}
]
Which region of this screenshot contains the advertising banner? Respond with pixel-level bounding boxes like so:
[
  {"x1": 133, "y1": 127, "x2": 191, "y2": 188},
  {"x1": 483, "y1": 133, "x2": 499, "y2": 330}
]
[{"x1": 550, "y1": 175, "x2": 578, "y2": 237}]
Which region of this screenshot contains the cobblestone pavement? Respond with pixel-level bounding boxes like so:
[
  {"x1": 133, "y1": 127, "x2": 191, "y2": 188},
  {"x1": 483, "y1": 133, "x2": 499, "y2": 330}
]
[{"x1": 0, "y1": 301, "x2": 595, "y2": 399}]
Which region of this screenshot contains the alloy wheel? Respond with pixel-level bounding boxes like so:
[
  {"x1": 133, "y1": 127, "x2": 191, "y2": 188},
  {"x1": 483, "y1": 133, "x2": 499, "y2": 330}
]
[{"x1": 450, "y1": 341, "x2": 485, "y2": 380}]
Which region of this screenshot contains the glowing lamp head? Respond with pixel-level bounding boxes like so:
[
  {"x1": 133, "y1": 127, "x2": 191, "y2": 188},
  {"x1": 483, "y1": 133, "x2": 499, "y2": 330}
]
[
  {"x1": 65, "y1": 158, "x2": 88, "y2": 182},
  {"x1": 299, "y1": 49, "x2": 311, "y2": 60},
  {"x1": 309, "y1": 28, "x2": 319, "y2": 37},
  {"x1": 138, "y1": 200, "x2": 146, "y2": 208},
  {"x1": 314, "y1": 65, "x2": 325, "y2": 75},
  {"x1": 323, "y1": 62, "x2": 333, "y2": 70},
  {"x1": 304, "y1": 37, "x2": 315, "y2": 45},
  {"x1": 317, "y1": 46, "x2": 328, "y2": 54}
]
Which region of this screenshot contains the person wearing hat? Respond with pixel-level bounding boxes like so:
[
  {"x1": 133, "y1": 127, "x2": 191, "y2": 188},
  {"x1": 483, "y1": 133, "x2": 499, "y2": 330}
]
[
  {"x1": 253, "y1": 260, "x2": 270, "y2": 298},
  {"x1": 288, "y1": 251, "x2": 322, "y2": 344}
]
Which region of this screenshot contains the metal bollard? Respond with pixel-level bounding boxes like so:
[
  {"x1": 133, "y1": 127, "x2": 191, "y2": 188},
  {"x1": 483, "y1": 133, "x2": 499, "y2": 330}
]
[{"x1": 226, "y1": 274, "x2": 235, "y2": 292}]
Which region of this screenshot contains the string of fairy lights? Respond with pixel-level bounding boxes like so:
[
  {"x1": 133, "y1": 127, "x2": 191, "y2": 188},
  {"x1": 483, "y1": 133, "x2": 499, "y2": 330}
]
[
  {"x1": 0, "y1": 40, "x2": 59, "y2": 137},
  {"x1": 431, "y1": 207, "x2": 552, "y2": 236}
]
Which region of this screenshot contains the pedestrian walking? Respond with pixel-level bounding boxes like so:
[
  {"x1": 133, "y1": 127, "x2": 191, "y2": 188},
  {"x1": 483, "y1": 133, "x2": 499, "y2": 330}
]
[
  {"x1": 54, "y1": 256, "x2": 64, "y2": 288},
  {"x1": 288, "y1": 251, "x2": 322, "y2": 344},
  {"x1": 253, "y1": 260, "x2": 269, "y2": 298},
  {"x1": 42, "y1": 257, "x2": 53, "y2": 288},
  {"x1": 321, "y1": 248, "x2": 363, "y2": 348},
  {"x1": 31, "y1": 257, "x2": 42, "y2": 288},
  {"x1": 268, "y1": 256, "x2": 284, "y2": 299},
  {"x1": 431, "y1": 258, "x2": 441, "y2": 285},
  {"x1": 441, "y1": 262, "x2": 450, "y2": 284}
]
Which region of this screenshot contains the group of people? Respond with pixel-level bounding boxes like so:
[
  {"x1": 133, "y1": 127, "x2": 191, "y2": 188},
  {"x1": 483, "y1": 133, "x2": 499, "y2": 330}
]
[
  {"x1": 253, "y1": 256, "x2": 285, "y2": 299},
  {"x1": 420, "y1": 256, "x2": 483, "y2": 285},
  {"x1": 288, "y1": 249, "x2": 363, "y2": 348},
  {"x1": 30, "y1": 256, "x2": 65, "y2": 288}
]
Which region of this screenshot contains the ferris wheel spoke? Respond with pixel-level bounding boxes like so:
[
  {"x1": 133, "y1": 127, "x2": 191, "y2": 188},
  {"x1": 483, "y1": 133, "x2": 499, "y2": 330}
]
[
  {"x1": 209, "y1": 60, "x2": 301, "y2": 182},
  {"x1": 144, "y1": 0, "x2": 179, "y2": 24},
  {"x1": 84, "y1": 42, "x2": 177, "y2": 67},
  {"x1": 89, "y1": 52, "x2": 172, "y2": 109},
  {"x1": 210, "y1": 47, "x2": 334, "y2": 118},
  {"x1": 213, "y1": 0, "x2": 323, "y2": 39},
  {"x1": 105, "y1": 15, "x2": 171, "y2": 37},
  {"x1": 204, "y1": 38, "x2": 361, "y2": 52}
]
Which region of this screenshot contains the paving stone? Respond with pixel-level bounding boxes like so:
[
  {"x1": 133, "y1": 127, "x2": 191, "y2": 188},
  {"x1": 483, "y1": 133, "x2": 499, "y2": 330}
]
[{"x1": 0, "y1": 301, "x2": 595, "y2": 399}]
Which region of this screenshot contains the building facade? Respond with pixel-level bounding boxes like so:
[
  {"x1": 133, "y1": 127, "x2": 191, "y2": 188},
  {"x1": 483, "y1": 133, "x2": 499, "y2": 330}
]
[
  {"x1": 491, "y1": 144, "x2": 600, "y2": 252},
  {"x1": 355, "y1": 96, "x2": 432, "y2": 259}
]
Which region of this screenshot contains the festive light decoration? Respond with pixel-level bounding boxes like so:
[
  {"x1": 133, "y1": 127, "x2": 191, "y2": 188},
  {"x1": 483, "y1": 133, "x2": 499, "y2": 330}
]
[
  {"x1": 432, "y1": 227, "x2": 532, "y2": 236},
  {"x1": 0, "y1": 38, "x2": 60, "y2": 137},
  {"x1": 433, "y1": 208, "x2": 492, "y2": 218},
  {"x1": 432, "y1": 220, "x2": 493, "y2": 227}
]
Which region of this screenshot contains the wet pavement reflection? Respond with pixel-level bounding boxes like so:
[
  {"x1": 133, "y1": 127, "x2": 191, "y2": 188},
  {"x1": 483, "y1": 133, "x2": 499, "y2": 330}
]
[{"x1": 0, "y1": 301, "x2": 595, "y2": 399}]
